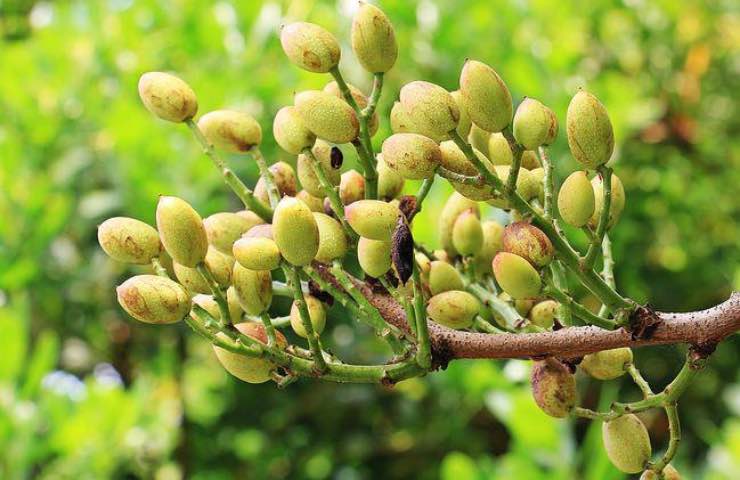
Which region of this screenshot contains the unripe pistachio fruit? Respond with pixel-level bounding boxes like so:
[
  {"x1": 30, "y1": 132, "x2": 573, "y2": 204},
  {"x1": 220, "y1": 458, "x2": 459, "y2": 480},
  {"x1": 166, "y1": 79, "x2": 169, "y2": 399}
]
[
  {"x1": 280, "y1": 22, "x2": 340, "y2": 73},
  {"x1": 313, "y1": 212, "x2": 348, "y2": 263},
  {"x1": 439, "y1": 192, "x2": 480, "y2": 255},
  {"x1": 243, "y1": 223, "x2": 274, "y2": 240},
  {"x1": 254, "y1": 161, "x2": 298, "y2": 205},
  {"x1": 323, "y1": 81, "x2": 379, "y2": 136},
  {"x1": 192, "y1": 291, "x2": 242, "y2": 323},
  {"x1": 427, "y1": 290, "x2": 479, "y2": 329},
  {"x1": 273, "y1": 106, "x2": 316, "y2": 155},
  {"x1": 452, "y1": 209, "x2": 484, "y2": 256},
  {"x1": 492, "y1": 252, "x2": 541, "y2": 299},
  {"x1": 590, "y1": 173, "x2": 625, "y2": 229},
  {"x1": 566, "y1": 89, "x2": 614, "y2": 168},
  {"x1": 351, "y1": 2, "x2": 398, "y2": 73},
  {"x1": 297, "y1": 140, "x2": 341, "y2": 198},
  {"x1": 233, "y1": 237, "x2": 281, "y2": 271},
  {"x1": 381, "y1": 133, "x2": 442, "y2": 180},
  {"x1": 295, "y1": 90, "x2": 359, "y2": 144},
  {"x1": 345, "y1": 200, "x2": 400, "y2": 241},
  {"x1": 117, "y1": 275, "x2": 190, "y2": 324},
  {"x1": 297, "y1": 190, "x2": 324, "y2": 212},
  {"x1": 468, "y1": 124, "x2": 491, "y2": 157},
  {"x1": 529, "y1": 167, "x2": 545, "y2": 204},
  {"x1": 558, "y1": 171, "x2": 595, "y2": 227},
  {"x1": 429, "y1": 260, "x2": 464, "y2": 295},
  {"x1": 174, "y1": 246, "x2": 234, "y2": 293},
  {"x1": 602, "y1": 414, "x2": 652, "y2": 473},
  {"x1": 173, "y1": 262, "x2": 209, "y2": 294},
  {"x1": 543, "y1": 106, "x2": 559, "y2": 145},
  {"x1": 98, "y1": 217, "x2": 160, "y2": 264},
  {"x1": 232, "y1": 264, "x2": 273, "y2": 315},
  {"x1": 531, "y1": 359, "x2": 577, "y2": 417},
  {"x1": 376, "y1": 154, "x2": 405, "y2": 200},
  {"x1": 439, "y1": 140, "x2": 496, "y2": 201},
  {"x1": 340, "y1": 169, "x2": 366, "y2": 205},
  {"x1": 451, "y1": 90, "x2": 472, "y2": 139},
  {"x1": 513, "y1": 98, "x2": 551, "y2": 150},
  {"x1": 290, "y1": 295, "x2": 327, "y2": 338},
  {"x1": 580, "y1": 348, "x2": 633, "y2": 380},
  {"x1": 459, "y1": 60, "x2": 513, "y2": 133},
  {"x1": 502, "y1": 222, "x2": 554, "y2": 267},
  {"x1": 138, "y1": 72, "x2": 197, "y2": 123},
  {"x1": 640, "y1": 465, "x2": 681, "y2": 480},
  {"x1": 398, "y1": 81, "x2": 459, "y2": 142},
  {"x1": 156, "y1": 196, "x2": 208, "y2": 267},
  {"x1": 198, "y1": 110, "x2": 261, "y2": 153},
  {"x1": 357, "y1": 237, "x2": 391, "y2": 278},
  {"x1": 529, "y1": 300, "x2": 559, "y2": 329},
  {"x1": 488, "y1": 133, "x2": 513, "y2": 165},
  {"x1": 272, "y1": 196, "x2": 320, "y2": 266},
  {"x1": 389, "y1": 101, "x2": 416, "y2": 134},
  {"x1": 213, "y1": 322, "x2": 287, "y2": 383},
  {"x1": 473, "y1": 220, "x2": 504, "y2": 275},
  {"x1": 204, "y1": 212, "x2": 263, "y2": 255},
  {"x1": 486, "y1": 166, "x2": 538, "y2": 208}
]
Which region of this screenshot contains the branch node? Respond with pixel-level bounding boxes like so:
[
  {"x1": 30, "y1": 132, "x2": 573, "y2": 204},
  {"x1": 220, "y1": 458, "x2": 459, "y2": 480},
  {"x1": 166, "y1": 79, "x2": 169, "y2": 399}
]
[{"x1": 628, "y1": 304, "x2": 663, "y2": 340}]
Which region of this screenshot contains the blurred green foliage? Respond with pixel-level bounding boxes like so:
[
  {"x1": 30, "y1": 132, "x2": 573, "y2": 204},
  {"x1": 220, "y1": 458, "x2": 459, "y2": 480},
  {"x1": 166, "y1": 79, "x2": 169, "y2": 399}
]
[{"x1": 0, "y1": 0, "x2": 738, "y2": 478}]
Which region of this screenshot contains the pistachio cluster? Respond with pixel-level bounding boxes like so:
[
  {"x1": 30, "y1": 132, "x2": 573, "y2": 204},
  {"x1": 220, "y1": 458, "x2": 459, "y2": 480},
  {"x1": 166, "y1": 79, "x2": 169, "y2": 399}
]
[{"x1": 97, "y1": 4, "x2": 701, "y2": 477}]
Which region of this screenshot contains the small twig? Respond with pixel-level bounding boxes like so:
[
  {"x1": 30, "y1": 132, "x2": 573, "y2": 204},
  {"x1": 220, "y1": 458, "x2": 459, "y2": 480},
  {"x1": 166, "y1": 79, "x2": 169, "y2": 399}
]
[
  {"x1": 196, "y1": 262, "x2": 232, "y2": 326},
  {"x1": 583, "y1": 166, "x2": 612, "y2": 269},
  {"x1": 252, "y1": 147, "x2": 280, "y2": 208},
  {"x1": 303, "y1": 147, "x2": 357, "y2": 240},
  {"x1": 283, "y1": 263, "x2": 327, "y2": 372},
  {"x1": 627, "y1": 363, "x2": 654, "y2": 398},
  {"x1": 412, "y1": 260, "x2": 431, "y2": 369}
]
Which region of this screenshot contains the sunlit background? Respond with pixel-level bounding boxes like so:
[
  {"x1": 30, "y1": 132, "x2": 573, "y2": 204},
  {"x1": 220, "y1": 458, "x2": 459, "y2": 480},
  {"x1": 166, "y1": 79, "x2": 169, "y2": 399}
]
[{"x1": 0, "y1": 0, "x2": 738, "y2": 478}]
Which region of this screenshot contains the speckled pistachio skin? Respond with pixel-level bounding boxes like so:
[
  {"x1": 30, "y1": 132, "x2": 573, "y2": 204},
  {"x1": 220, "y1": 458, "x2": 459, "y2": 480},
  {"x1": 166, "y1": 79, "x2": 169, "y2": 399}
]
[
  {"x1": 345, "y1": 200, "x2": 400, "y2": 241},
  {"x1": 566, "y1": 90, "x2": 614, "y2": 168},
  {"x1": 197, "y1": 110, "x2": 261, "y2": 153},
  {"x1": 254, "y1": 161, "x2": 298, "y2": 206},
  {"x1": 339, "y1": 169, "x2": 366, "y2": 205},
  {"x1": 297, "y1": 190, "x2": 324, "y2": 212},
  {"x1": 543, "y1": 106, "x2": 559, "y2": 145},
  {"x1": 439, "y1": 140, "x2": 496, "y2": 201},
  {"x1": 192, "y1": 290, "x2": 242, "y2": 322},
  {"x1": 351, "y1": 2, "x2": 398, "y2": 73},
  {"x1": 236, "y1": 210, "x2": 266, "y2": 229},
  {"x1": 243, "y1": 223, "x2": 274, "y2": 240},
  {"x1": 602, "y1": 414, "x2": 652, "y2": 473},
  {"x1": 468, "y1": 124, "x2": 491, "y2": 158},
  {"x1": 529, "y1": 167, "x2": 545, "y2": 204},
  {"x1": 487, "y1": 133, "x2": 513, "y2": 165},
  {"x1": 398, "y1": 81, "x2": 460, "y2": 142},
  {"x1": 529, "y1": 300, "x2": 559, "y2": 329},
  {"x1": 590, "y1": 173, "x2": 625, "y2": 229},
  {"x1": 290, "y1": 295, "x2": 327, "y2": 338},
  {"x1": 323, "y1": 81, "x2": 378, "y2": 135},
  {"x1": 98, "y1": 217, "x2": 161, "y2": 264},
  {"x1": 581, "y1": 348, "x2": 633, "y2": 380},
  {"x1": 357, "y1": 237, "x2": 391, "y2": 278},
  {"x1": 280, "y1": 22, "x2": 340, "y2": 73},
  {"x1": 232, "y1": 236, "x2": 281, "y2": 271},
  {"x1": 640, "y1": 465, "x2": 681, "y2": 480},
  {"x1": 439, "y1": 192, "x2": 480, "y2": 255},
  {"x1": 174, "y1": 246, "x2": 233, "y2": 293},
  {"x1": 213, "y1": 322, "x2": 287, "y2": 384},
  {"x1": 502, "y1": 222, "x2": 554, "y2": 267},
  {"x1": 492, "y1": 252, "x2": 541, "y2": 299},
  {"x1": 232, "y1": 264, "x2": 273, "y2": 315},
  {"x1": 381, "y1": 133, "x2": 442, "y2": 180},
  {"x1": 297, "y1": 140, "x2": 341, "y2": 198},
  {"x1": 156, "y1": 196, "x2": 208, "y2": 267},
  {"x1": 429, "y1": 260, "x2": 464, "y2": 295},
  {"x1": 204, "y1": 212, "x2": 261, "y2": 255},
  {"x1": 513, "y1": 98, "x2": 550, "y2": 150},
  {"x1": 427, "y1": 290, "x2": 479, "y2": 329},
  {"x1": 557, "y1": 171, "x2": 595, "y2": 227},
  {"x1": 314, "y1": 212, "x2": 348, "y2": 263},
  {"x1": 272, "y1": 196, "x2": 320, "y2": 266},
  {"x1": 473, "y1": 220, "x2": 504, "y2": 275},
  {"x1": 389, "y1": 101, "x2": 416, "y2": 134},
  {"x1": 459, "y1": 60, "x2": 513, "y2": 133},
  {"x1": 117, "y1": 275, "x2": 190, "y2": 324},
  {"x1": 173, "y1": 262, "x2": 209, "y2": 294},
  {"x1": 226, "y1": 287, "x2": 243, "y2": 322},
  {"x1": 530, "y1": 359, "x2": 577, "y2": 418},
  {"x1": 295, "y1": 90, "x2": 359, "y2": 144},
  {"x1": 452, "y1": 209, "x2": 483, "y2": 256},
  {"x1": 485, "y1": 166, "x2": 538, "y2": 208},
  {"x1": 376, "y1": 154, "x2": 405, "y2": 200},
  {"x1": 273, "y1": 106, "x2": 316, "y2": 155},
  {"x1": 138, "y1": 72, "x2": 197, "y2": 123},
  {"x1": 451, "y1": 90, "x2": 472, "y2": 139}
]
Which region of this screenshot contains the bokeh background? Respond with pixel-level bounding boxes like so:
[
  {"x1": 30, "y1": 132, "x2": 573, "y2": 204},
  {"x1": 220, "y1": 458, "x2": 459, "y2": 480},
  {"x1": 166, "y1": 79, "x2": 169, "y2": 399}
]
[{"x1": 1, "y1": 0, "x2": 738, "y2": 478}]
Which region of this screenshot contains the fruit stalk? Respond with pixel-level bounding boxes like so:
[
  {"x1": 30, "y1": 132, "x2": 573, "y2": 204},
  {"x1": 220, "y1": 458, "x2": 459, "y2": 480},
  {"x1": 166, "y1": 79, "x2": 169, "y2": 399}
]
[
  {"x1": 363, "y1": 73, "x2": 384, "y2": 118},
  {"x1": 284, "y1": 264, "x2": 327, "y2": 372},
  {"x1": 412, "y1": 260, "x2": 431, "y2": 369},
  {"x1": 252, "y1": 148, "x2": 281, "y2": 208},
  {"x1": 303, "y1": 147, "x2": 357, "y2": 240},
  {"x1": 544, "y1": 280, "x2": 616, "y2": 329},
  {"x1": 196, "y1": 262, "x2": 232, "y2": 326},
  {"x1": 582, "y1": 166, "x2": 613, "y2": 269}
]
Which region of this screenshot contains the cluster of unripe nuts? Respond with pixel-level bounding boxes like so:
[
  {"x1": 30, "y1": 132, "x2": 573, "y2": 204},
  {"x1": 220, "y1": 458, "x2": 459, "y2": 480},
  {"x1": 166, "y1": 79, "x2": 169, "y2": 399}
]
[{"x1": 97, "y1": 4, "x2": 686, "y2": 477}]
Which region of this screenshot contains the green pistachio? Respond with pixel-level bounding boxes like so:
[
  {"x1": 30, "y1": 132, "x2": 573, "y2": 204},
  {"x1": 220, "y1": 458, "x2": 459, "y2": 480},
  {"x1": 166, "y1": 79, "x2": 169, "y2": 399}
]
[
  {"x1": 439, "y1": 192, "x2": 480, "y2": 255},
  {"x1": 273, "y1": 106, "x2": 316, "y2": 155},
  {"x1": 323, "y1": 81, "x2": 378, "y2": 135},
  {"x1": 429, "y1": 260, "x2": 464, "y2": 295},
  {"x1": 204, "y1": 212, "x2": 261, "y2": 255},
  {"x1": 566, "y1": 89, "x2": 614, "y2": 168},
  {"x1": 297, "y1": 140, "x2": 340, "y2": 198},
  {"x1": 295, "y1": 90, "x2": 359, "y2": 144},
  {"x1": 198, "y1": 110, "x2": 261, "y2": 153},
  {"x1": 459, "y1": 60, "x2": 513, "y2": 133},
  {"x1": 254, "y1": 161, "x2": 298, "y2": 206},
  {"x1": 381, "y1": 133, "x2": 442, "y2": 180},
  {"x1": 492, "y1": 252, "x2": 541, "y2": 299},
  {"x1": 473, "y1": 220, "x2": 504, "y2": 275},
  {"x1": 156, "y1": 196, "x2": 208, "y2": 268},
  {"x1": 314, "y1": 212, "x2": 348, "y2": 263},
  {"x1": 345, "y1": 200, "x2": 400, "y2": 241},
  {"x1": 590, "y1": 173, "x2": 625, "y2": 229},
  {"x1": 530, "y1": 359, "x2": 576, "y2": 417},
  {"x1": 602, "y1": 414, "x2": 652, "y2": 473},
  {"x1": 513, "y1": 98, "x2": 551, "y2": 150},
  {"x1": 376, "y1": 154, "x2": 405, "y2": 200},
  {"x1": 357, "y1": 237, "x2": 391, "y2": 278},
  {"x1": 427, "y1": 290, "x2": 479, "y2": 329},
  {"x1": 468, "y1": 124, "x2": 491, "y2": 158},
  {"x1": 117, "y1": 275, "x2": 190, "y2": 324},
  {"x1": 452, "y1": 209, "x2": 484, "y2": 256},
  {"x1": 581, "y1": 348, "x2": 633, "y2": 380},
  {"x1": 339, "y1": 169, "x2": 366, "y2": 205},
  {"x1": 213, "y1": 323, "x2": 287, "y2": 383},
  {"x1": 138, "y1": 72, "x2": 197, "y2": 123},
  {"x1": 351, "y1": 2, "x2": 398, "y2": 73},
  {"x1": 272, "y1": 196, "x2": 320, "y2": 266},
  {"x1": 451, "y1": 90, "x2": 472, "y2": 139},
  {"x1": 529, "y1": 300, "x2": 559, "y2": 329},
  {"x1": 290, "y1": 295, "x2": 327, "y2": 338},
  {"x1": 558, "y1": 171, "x2": 595, "y2": 227},
  {"x1": 98, "y1": 217, "x2": 161, "y2": 265},
  {"x1": 233, "y1": 237, "x2": 281, "y2": 271},
  {"x1": 297, "y1": 190, "x2": 324, "y2": 212},
  {"x1": 502, "y1": 222, "x2": 554, "y2": 267},
  {"x1": 232, "y1": 264, "x2": 273, "y2": 315},
  {"x1": 280, "y1": 22, "x2": 340, "y2": 73},
  {"x1": 399, "y1": 81, "x2": 459, "y2": 142}
]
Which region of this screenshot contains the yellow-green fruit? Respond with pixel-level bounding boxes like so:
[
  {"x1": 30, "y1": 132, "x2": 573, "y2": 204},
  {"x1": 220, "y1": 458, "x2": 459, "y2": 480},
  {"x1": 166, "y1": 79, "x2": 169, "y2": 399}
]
[
  {"x1": 226, "y1": 287, "x2": 243, "y2": 322},
  {"x1": 213, "y1": 323, "x2": 287, "y2": 383},
  {"x1": 543, "y1": 106, "x2": 559, "y2": 145},
  {"x1": 640, "y1": 465, "x2": 681, "y2": 480},
  {"x1": 297, "y1": 190, "x2": 324, "y2": 212},
  {"x1": 502, "y1": 222, "x2": 554, "y2": 267},
  {"x1": 295, "y1": 90, "x2": 359, "y2": 144},
  {"x1": 345, "y1": 200, "x2": 400, "y2": 241},
  {"x1": 197, "y1": 110, "x2": 262, "y2": 153},
  {"x1": 521, "y1": 151, "x2": 540, "y2": 169},
  {"x1": 351, "y1": 2, "x2": 398, "y2": 73},
  {"x1": 377, "y1": 155, "x2": 405, "y2": 200},
  {"x1": 487, "y1": 132, "x2": 513, "y2": 165},
  {"x1": 513, "y1": 98, "x2": 550, "y2": 150},
  {"x1": 566, "y1": 90, "x2": 614, "y2": 168},
  {"x1": 137, "y1": 72, "x2": 197, "y2": 123},
  {"x1": 452, "y1": 209, "x2": 483, "y2": 256},
  {"x1": 194, "y1": 290, "x2": 242, "y2": 322},
  {"x1": 581, "y1": 348, "x2": 633, "y2": 380},
  {"x1": 529, "y1": 167, "x2": 545, "y2": 204},
  {"x1": 515, "y1": 298, "x2": 535, "y2": 317},
  {"x1": 254, "y1": 161, "x2": 298, "y2": 206},
  {"x1": 398, "y1": 81, "x2": 459, "y2": 142},
  {"x1": 357, "y1": 237, "x2": 391, "y2": 278},
  {"x1": 236, "y1": 210, "x2": 266, "y2": 229},
  {"x1": 602, "y1": 414, "x2": 652, "y2": 473},
  {"x1": 590, "y1": 173, "x2": 625, "y2": 229},
  {"x1": 314, "y1": 212, "x2": 348, "y2": 263},
  {"x1": 416, "y1": 252, "x2": 431, "y2": 279},
  {"x1": 280, "y1": 22, "x2": 340, "y2": 73},
  {"x1": 529, "y1": 300, "x2": 559, "y2": 329},
  {"x1": 381, "y1": 133, "x2": 442, "y2": 180},
  {"x1": 273, "y1": 106, "x2": 316, "y2": 155},
  {"x1": 459, "y1": 60, "x2": 513, "y2": 133},
  {"x1": 272, "y1": 196, "x2": 319, "y2": 266},
  {"x1": 323, "y1": 81, "x2": 379, "y2": 136},
  {"x1": 116, "y1": 275, "x2": 190, "y2": 324},
  {"x1": 427, "y1": 290, "x2": 479, "y2": 329},
  {"x1": 530, "y1": 359, "x2": 577, "y2": 417},
  {"x1": 205, "y1": 246, "x2": 235, "y2": 287},
  {"x1": 204, "y1": 212, "x2": 260, "y2": 255},
  {"x1": 429, "y1": 260, "x2": 464, "y2": 295},
  {"x1": 232, "y1": 264, "x2": 272, "y2": 315},
  {"x1": 174, "y1": 262, "x2": 209, "y2": 294},
  {"x1": 340, "y1": 169, "x2": 366, "y2": 205},
  {"x1": 233, "y1": 237, "x2": 281, "y2": 271},
  {"x1": 290, "y1": 295, "x2": 327, "y2": 338},
  {"x1": 473, "y1": 220, "x2": 504, "y2": 275},
  {"x1": 297, "y1": 140, "x2": 341, "y2": 198},
  {"x1": 439, "y1": 140, "x2": 496, "y2": 201},
  {"x1": 468, "y1": 124, "x2": 491, "y2": 158},
  {"x1": 439, "y1": 192, "x2": 480, "y2": 255},
  {"x1": 243, "y1": 224, "x2": 273, "y2": 240},
  {"x1": 156, "y1": 196, "x2": 208, "y2": 267},
  {"x1": 451, "y1": 90, "x2": 472, "y2": 139},
  {"x1": 492, "y1": 252, "x2": 541, "y2": 299},
  {"x1": 558, "y1": 171, "x2": 595, "y2": 227},
  {"x1": 389, "y1": 101, "x2": 417, "y2": 134},
  {"x1": 486, "y1": 166, "x2": 537, "y2": 208},
  {"x1": 98, "y1": 217, "x2": 160, "y2": 264}
]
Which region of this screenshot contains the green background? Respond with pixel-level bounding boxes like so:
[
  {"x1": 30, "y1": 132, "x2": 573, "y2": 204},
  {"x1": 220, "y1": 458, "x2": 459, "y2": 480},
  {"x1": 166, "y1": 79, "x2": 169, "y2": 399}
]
[{"x1": 0, "y1": 0, "x2": 738, "y2": 478}]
